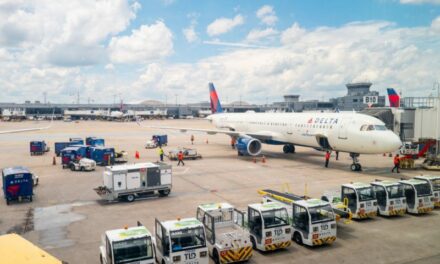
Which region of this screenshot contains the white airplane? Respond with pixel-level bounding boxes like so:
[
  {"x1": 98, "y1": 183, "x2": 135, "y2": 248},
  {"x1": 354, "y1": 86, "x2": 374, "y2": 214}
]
[{"x1": 145, "y1": 83, "x2": 402, "y2": 171}]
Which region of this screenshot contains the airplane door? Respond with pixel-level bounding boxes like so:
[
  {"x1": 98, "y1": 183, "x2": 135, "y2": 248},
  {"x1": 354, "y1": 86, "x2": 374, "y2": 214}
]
[{"x1": 338, "y1": 118, "x2": 350, "y2": 140}]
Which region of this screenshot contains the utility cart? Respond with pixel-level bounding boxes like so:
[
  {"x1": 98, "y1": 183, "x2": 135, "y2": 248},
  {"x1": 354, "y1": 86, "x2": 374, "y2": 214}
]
[
  {"x1": 414, "y1": 175, "x2": 440, "y2": 207},
  {"x1": 370, "y1": 180, "x2": 406, "y2": 216},
  {"x1": 399, "y1": 179, "x2": 434, "y2": 214},
  {"x1": 169, "y1": 148, "x2": 202, "y2": 161}
]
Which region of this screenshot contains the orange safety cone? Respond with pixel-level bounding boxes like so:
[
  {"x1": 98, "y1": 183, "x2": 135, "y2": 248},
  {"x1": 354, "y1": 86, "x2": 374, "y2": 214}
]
[
  {"x1": 262, "y1": 155, "x2": 266, "y2": 163},
  {"x1": 52, "y1": 156, "x2": 56, "y2": 165},
  {"x1": 135, "y1": 151, "x2": 140, "y2": 159}
]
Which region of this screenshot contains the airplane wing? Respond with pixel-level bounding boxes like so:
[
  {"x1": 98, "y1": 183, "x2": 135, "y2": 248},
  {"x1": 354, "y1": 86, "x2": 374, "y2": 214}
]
[
  {"x1": 139, "y1": 123, "x2": 276, "y2": 141},
  {"x1": 0, "y1": 115, "x2": 54, "y2": 134}
]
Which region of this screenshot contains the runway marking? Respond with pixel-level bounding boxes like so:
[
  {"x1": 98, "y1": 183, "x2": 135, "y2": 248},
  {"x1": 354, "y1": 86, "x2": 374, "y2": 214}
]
[{"x1": 173, "y1": 167, "x2": 190, "y2": 175}]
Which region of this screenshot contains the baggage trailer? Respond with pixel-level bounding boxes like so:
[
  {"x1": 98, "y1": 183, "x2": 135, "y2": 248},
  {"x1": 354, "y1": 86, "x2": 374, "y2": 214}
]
[
  {"x1": 323, "y1": 183, "x2": 377, "y2": 219},
  {"x1": 246, "y1": 201, "x2": 292, "y2": 252},
  {"x1": 259, "y1": 189, "x2": 337, "y2": 247},
  {"x1": 414, "y1": 175, "x2": 440, "y2": 207},
  {"x1": 196, "y1": 202, "x2": 252, "y2": 263},
  {"x1": 370, "y1": 180, "x2": 406, "y2": 216},
  {"x1": 54, "y1": 140, "x2": 83, "y2": 156},
  {"x1": 100, "y1": 225, "x2": 155, "y2": 264},
  {"x1": 30, "y1": 140, "x2": 50, "y2": 155},
  {"x1": 69, "y1": 137, "x2": 84, "y2": 145},
  {"x1": 94, "y1": 162, "x2": 172, "y2": 202},
  {"x1": 91, "y1": 147, "x2": 115, "y2": 166},
  {"x1": 169, "y1": 148, "x2": 202, "y2": 160},
  {"x1": 152, "y1": 134, "x2": 167, "y2": 146},
  {"x1": 61, "y1": 146, "x2": 87, "y2": 168},
  {"x1": 2, "y1": 166, "x2": 34, "y2": 205},
  {"x1": 86, "y1": 136, "x2": 105, "y2": 147},
  {"x1": 399, "y1": 179, "x2": 434, "y2": 214},
  {"x1": 0, "y1": 234, "x2": 63, "y2": 264},
  {"x1": 155, "y1": 218, "x2": 209, "y2": 264}
]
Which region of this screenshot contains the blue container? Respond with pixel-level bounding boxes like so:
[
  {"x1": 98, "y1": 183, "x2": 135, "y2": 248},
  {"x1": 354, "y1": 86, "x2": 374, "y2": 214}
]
[
  {"x1": 68, "y1": 145, "x2": 90, "y2": 158},
  {"x1": 55, "y1": 142, "x2": 71, "y2": 156},
  {"x1": 90, "y1": 147, "x2": 115, "y2": 166},
  {"x1": 2, "y1": 166, "x2": 33, "y2": 205},
  {"x1": 152, "y1": 134, "x2": 168, "y2": 146},
  {"x1": 30, "y1": 141, "x2": 46, "y2": 155},
  {"x1": 69, "y1": 138, "x2": 84, "y2": 145},
  {"x1": 86, "y1": 137, "x2": 105, "y2": 147},
  {"x1": 60, "y1": 147, "x2": 83, "y2": 167}
]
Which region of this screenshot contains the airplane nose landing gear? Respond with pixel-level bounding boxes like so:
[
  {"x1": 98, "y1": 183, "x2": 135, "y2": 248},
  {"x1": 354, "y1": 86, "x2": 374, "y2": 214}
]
[
  {"x1": 283, "y1": 144, "x2": 295, "y2": 154},
  {"x1": 350, "y1": 153, "x2": 362, "y2": 171}
]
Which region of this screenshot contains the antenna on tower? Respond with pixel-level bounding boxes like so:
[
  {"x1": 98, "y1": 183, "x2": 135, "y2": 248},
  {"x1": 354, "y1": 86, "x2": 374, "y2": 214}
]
[{"x1": 43, "y1": 92, "x2": 47, "y2": 104}]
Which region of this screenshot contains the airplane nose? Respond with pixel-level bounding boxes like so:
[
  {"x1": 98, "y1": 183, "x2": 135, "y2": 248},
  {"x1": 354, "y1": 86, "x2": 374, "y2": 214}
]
[{"x1": 388, "y1": 133, "x2": 402, "y2": 152}]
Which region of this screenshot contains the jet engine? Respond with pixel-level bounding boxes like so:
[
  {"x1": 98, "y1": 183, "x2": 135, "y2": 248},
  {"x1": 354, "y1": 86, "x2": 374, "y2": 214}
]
[{"x1": 236, "y1": 137, "x2": 262, "y2": 156}]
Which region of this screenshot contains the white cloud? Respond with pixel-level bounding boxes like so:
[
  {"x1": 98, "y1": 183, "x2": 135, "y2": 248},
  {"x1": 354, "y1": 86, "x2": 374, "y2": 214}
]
[
  {"x1": 432, "y1": 16, "x2": 440, "y2": 32},
  {"x1": 206, "y1": 14, "x2": 244, "y2": 37},
  {"x1": 246, "y1": 28, "x2": 278, "y2": 42},
  {"x1": 256, "y1": 5, "x2": 278, "y2": 26},
  {"x1": 400, "y1": 0, "x2": 440, "y2": 4},
  {"x1": 281, "y1": 23, "x2": 306, "y2": 44},
  {"x1": 182, "y1": 14, "x2": 199, "y2": 43},
  {"x1": 109, "y1": 21, "x2": 173, "y2": 64}
]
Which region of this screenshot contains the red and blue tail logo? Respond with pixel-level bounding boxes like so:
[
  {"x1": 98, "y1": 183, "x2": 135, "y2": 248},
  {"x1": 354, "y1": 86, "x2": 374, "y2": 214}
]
[
  {"x1": 387, "y1": 88, "x2": 400, "y2": 108},
  {"x1": 209, "y1": 82, "x2": 223, "y2": 114}
]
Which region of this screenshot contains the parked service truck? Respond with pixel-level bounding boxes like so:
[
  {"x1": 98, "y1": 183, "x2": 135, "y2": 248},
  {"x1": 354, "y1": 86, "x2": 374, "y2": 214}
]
[
  {"x1": 94, "y1": 162, "x2": 172, "y2": 202},
  {"x1": 30, "y1": 141, "x2": 50, "y2": 155},
  {"x1": 414, "y1": 175, "x2": 440, "y2": 208},
  {"x1": 196, "y1": 202, "x2": 252, "y2": 264},
  {"x1": 246, "y1": 201, "x2": 292, "y2": 252},
  {"x1": 155, "y1": 218, "x2": 209, "y2": 264},
  {"x1": 100, "y1": 225, "x2": 155, "y2": 264},
  {"x1": 370, "y1": 180, "x2": 406, "y2": 216},
  {"x1": 260, "y1": 190, "x2": 337, "y2": 247},
  {"x1": 399, "y1": 179, "x2": 434, "y2": 214}
]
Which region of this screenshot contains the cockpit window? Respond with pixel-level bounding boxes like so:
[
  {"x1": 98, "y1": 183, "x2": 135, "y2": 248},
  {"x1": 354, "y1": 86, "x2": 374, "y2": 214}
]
[
  {"x1": 360, "y1": 125, "x2": 368, "y2": 131},
  {"x1": 360, "y1": 124, "x2": 387, "y2": 131},
  {"x1": 374, "y1": 125, "x2": 387, "y2": 131},
  {"x1": 367, "y1": 125, "x2": 375, "y2": 131}
]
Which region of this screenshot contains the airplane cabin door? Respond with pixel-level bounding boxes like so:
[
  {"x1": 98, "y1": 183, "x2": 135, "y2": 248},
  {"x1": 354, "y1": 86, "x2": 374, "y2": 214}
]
[{"x1": 338, "y1": 118, "x2": 350, "y2": 140}]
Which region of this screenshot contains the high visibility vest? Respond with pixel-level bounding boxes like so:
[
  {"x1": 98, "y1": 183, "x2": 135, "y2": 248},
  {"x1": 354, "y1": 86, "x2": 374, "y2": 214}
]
[
  {"x1": 158, "y1": 149, "x2": 164, "y2": 155},
  {"x1": 394, "y1": 157, "x2": 400, "y2": 165},
  {"x1": 178, "y1": 153, "x2": 184, "y2": 160}
]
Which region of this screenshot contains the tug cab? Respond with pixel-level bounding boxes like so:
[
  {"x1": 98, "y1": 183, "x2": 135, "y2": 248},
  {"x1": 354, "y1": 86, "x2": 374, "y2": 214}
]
[
  {"x1": 370, "y1": 180, "x2": 406, "y2": 216},
  {"x1": 414, "y1": 175, "x2": 440, "y2": 208},
  {"x1": 341, "y1": 182, "x2": 377, "y2": 219},
  {"x1": 399, "y1": 179, "x2": 434, "y2": 214}
]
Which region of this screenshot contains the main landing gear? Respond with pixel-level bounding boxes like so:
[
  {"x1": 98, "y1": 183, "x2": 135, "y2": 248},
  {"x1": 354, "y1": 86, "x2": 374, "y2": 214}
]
[
  {"x1": 283, "y1": 144, "x2": 295, "y2": 154},
  {"x1": 350, "y1": 153, "x2": 362, "y2": 171}
]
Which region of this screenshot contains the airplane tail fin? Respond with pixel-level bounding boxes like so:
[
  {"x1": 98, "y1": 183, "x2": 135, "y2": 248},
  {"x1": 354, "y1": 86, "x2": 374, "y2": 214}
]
[
  {"x1": 209, "y1": 82, "x2": 223, "y2": 114},
  {"x1": 387, "y1": 88, "x2": 400, "y2": 108}
]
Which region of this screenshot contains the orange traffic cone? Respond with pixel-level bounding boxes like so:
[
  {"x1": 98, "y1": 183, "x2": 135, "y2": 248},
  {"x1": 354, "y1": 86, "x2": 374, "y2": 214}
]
[
  {"x1": 262, "y1": 155, "x2": 266, "y2": 163},
  {"x1": 52, "y1": 156, "x2": 56, "y2": 165},
  {"x1": 135, "y1": 151, "x2": 140, "y2": 159}
]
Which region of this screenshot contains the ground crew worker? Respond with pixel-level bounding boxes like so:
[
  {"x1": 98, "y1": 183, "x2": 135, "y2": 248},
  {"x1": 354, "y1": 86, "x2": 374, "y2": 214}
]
[
  {"x1": 191, "y1": 134, "x2": 194, "y2": 145},
  {"x1": 392, "y1": 154, "x2": 400, "y2": 173},
  {"x1": 231, "y1": 137, "x2": 236, "y2": 149},
  {"x1": 177, "y1": 151, "x2": 185, "y2": 166},
  {"x1": 335, "y1": 151, "x2": 339, "y2": 160},
  {"x1": 158, "y1": 147, "x2": 164, "y2": 162},
  {"x1": 325, "y1": 151, "x2": 331, "y2": 168}
]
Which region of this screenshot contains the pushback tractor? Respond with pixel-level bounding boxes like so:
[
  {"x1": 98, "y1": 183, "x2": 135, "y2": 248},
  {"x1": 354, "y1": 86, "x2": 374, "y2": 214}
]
[
  {"x1": 196, "y1": 203, "x2": 252, "y2": 264},
  {"x1": 399, "y1": 179, "x2": 434, "y2": 214},
  {"x1": 246, "y1": 201, "x2": 292, "y2": 252},
  {"x1": 414, "y1": 175, "x2": 440, "y2": 208},
  {"x1": 100, "y1": 225, "x2": 155, "y2": 264},
  {"x1": 325, "y1": 183, "x2": 377, "y2": 219},
  {"x1": 260, "y1": 189, "x2": 337, "y2": 247},
  {"x1": 155, "y1": 218, "x2": 209, "y2": 264},
  {"x1": 370, "y1": 180, "x2": 406, "y2": 216}
]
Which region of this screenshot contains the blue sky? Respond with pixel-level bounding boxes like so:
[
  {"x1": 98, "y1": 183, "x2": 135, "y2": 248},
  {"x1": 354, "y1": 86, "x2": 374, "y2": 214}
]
[{"x1": 0, "y1": 0, "x2": 440, "y2": 104}]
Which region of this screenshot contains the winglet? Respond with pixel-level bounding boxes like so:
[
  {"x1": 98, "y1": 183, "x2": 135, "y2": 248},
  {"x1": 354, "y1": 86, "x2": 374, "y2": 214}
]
[
  {"x1": 209, "y1": 82, "x2": 223, "y2": 114},
  {"x1": 387, "y1": 88, "x2": 400, "y2": 108}
]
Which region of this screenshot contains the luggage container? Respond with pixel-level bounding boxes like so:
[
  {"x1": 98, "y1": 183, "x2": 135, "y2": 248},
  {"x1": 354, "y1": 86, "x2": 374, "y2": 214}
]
[
  {"x1": 100, "y1": 224, "x2": 155, "y2": 264},
  {"x1": 371, "y1": 180, "x2": 406, "y2": 216},
  {"x1": 60, "y1": 147, "x2": 84, "y2": 168},
  {"x1": 152, "y1": 134, "x2": 167, "y2": 146},
  {"x1": 54, "y1": 141, "x2": 83, "y2": 156},
  {"x1": 94, "y1": 162, "x2": 172, "y2": 202},
  {"x1": 30, "y1": 140, "x2": 49, "y2": 155},
  {"x1": 414, "y1": 175, "x2": 440, "y2": 207},
  {"x1": 2, "y1": 166, "x2": 34, "y2": 205},
  {"x1": 90, "y1": 147, "x2": 115, "y2": 166},
  {"x1": 399, "y1": 179, "x2": 434, "y2": 214},
  {"x1": 155, "y1": 218, "x2": 208, "y2": 264},
  {"x1": 86, "y1": 136, "x2": 105, "y2": 147}
]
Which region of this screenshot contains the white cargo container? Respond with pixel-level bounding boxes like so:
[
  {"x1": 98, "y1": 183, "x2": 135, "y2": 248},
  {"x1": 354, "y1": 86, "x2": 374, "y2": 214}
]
[{"x1": 94, "y1": 162, "x2": 172, "y2": 202}]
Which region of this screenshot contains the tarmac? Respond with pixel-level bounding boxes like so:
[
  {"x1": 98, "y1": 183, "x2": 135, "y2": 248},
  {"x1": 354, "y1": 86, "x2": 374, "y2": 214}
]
[{"x1": 0, "y1": 119, "x2": 439, "y2": 264}]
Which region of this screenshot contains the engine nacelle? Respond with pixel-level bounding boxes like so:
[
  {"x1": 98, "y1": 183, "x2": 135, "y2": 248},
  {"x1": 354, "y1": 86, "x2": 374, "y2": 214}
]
[{"x1": 236, "y1": 137, "x2": 262, "y2": 156}]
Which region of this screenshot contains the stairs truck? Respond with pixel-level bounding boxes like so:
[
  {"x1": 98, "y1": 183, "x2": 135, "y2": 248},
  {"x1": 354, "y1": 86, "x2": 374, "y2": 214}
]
[
  {"x1": 414, "y1": 175, "x2": 440, "y2": 208},
  {"x1": 100, "y1": 225, "x2": 155, "y2": 264},
  {"x1": 196, "y1": 202, "x2": 253, "y2": 264},
  {"x1": 399, "y1": 179, "x2": 434, "y2": 214},
  {"x1": 323, "y1": 182, "x2": 377, "y2": 219},
  {"x1": 155, "y1": 218, "x2": 209, "y2": 264},
  {"x1": 370, "y1": 180, "x2": 407, "y2": 216},
  {"x1": 259, "y1": 189, "x2": 337, "y2": 247},
  {"x1": 246, "y1": 201, "x2": 292, "y2": 252}
]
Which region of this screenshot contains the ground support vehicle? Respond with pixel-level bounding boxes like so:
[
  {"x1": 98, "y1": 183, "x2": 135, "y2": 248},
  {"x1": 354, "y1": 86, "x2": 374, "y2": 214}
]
[
  {"x1": 94, "y1": 162, "x2": 172, "y2": 202},
  {"x1": 320, "y1": 191, "x2": 352, "y2": 223},
  {"x1": 153, "y1": 135, "x2": 168, "y2": 146},
  {"x1": 0, "y1": 233, "x2": 62, "y2": 264},
  {"x1": 400, "y1": 139, "x2": 436, "y2": 169},
  {"x1": 399, "y1": 179, "x2": 434, "y2": 214},
  {"x1": 100, "y1": 225, "x2": 155, "y2": 264},
  {"x1": 324, "y1": 183, "x2": 377, "y2": 219},
  {"x1": 246, "y1": 201, "x2": 292, "y2": 252},
  {"x1": 69, "y1": 137, "x2": 85, "y2": 144},
  {"x1": 414, "y1": 175, "x2": 440, "y2": 207},
  {"x1": 145, "y1": 140, "x2": 158, "y2": 149},
  {"x1": 30, "y1": 140, "x2": 50, "y2": 155},
  {"x1": 61, "y1": 146, "x2": 85, "y2": 168},
  {"x1": 196, "y1": 202, "x2": 252, "y2": 263},
  {"x1": 86, "y1": 136, "x2": 105, "y2": 147},
  {"x1": 169, "y1": 148, "x2": 202, "y2": 160},
  {"x1": 2, "y1": 166, "x2": 34, "y2": 205},
  {"x1": 260, "y1": 189, "x2": 337, "y2": 247},
  {"x1": 370, "y1": 180, "x2": 406, "y2": 216},
  {"x1": 69, "y1": 158, "x2": 96, "y2": 171},
  {"x1": 155, "y1": 218, "x2": 209, "y2": 264},
  {"x1": 54, "y1": 140, "x2": 83, "y2": 156},
  {"x1": 115, "y1": 150, "x2": 128, "y2": 163},
  {"x1": 422, "y1": 157, "x2": 440, "y2": 171},
  {"x1": 90, "y1": 147, "x2": 116, "y2": 166}
]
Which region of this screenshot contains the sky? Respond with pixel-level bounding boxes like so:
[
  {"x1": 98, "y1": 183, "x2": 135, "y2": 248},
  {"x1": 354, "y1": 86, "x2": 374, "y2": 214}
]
[{"x1": 1, "y1": 0, "x2": 440, "y2": 104}]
